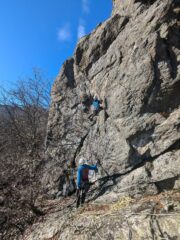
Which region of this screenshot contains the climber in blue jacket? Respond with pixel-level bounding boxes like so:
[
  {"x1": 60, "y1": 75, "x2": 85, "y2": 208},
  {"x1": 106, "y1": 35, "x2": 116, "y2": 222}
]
[
  {"x1": 88, "y1": 95, "x2": 103, "y2": 120},
  {"x1": 76, "y1": 158, "x2": 98, "y2": 208}
]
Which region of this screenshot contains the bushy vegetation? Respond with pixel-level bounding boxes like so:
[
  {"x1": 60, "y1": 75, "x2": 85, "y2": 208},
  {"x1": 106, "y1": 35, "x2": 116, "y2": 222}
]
[{"x1": 0, "y1": 69, "x2": 51, "y2": 239}]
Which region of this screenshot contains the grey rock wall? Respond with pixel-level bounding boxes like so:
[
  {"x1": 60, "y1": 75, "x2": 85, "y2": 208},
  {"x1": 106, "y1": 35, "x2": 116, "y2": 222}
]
[{"x1": 44, "y1": 0, "x2": 180, "y2": 196}]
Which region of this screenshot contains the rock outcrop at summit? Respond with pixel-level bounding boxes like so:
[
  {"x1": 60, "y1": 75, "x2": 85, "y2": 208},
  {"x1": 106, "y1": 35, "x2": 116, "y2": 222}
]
[{"x1": 44, "y1": 0, "x2": 180, "y2": 198}]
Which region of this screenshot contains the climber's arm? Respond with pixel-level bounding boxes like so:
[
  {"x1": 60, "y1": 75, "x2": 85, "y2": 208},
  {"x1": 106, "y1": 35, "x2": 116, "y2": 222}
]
[{"x1": 85, "y1": 164, "x2": 98, "y2": 171}]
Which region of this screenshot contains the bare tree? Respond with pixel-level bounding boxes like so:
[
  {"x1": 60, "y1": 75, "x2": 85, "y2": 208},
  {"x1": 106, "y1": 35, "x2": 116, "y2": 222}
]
[
  {"x1": 0, "y1": 69, "x2": 51, "y2": 239},
  {"x1": 0, "y1": 68, "x2": 51, "y2": 155}
]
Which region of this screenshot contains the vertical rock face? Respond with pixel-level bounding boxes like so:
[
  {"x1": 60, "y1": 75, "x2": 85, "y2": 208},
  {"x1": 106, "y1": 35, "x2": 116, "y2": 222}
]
[{"x1": 44, "y1": 0, "x2": 180, "y2": 194}]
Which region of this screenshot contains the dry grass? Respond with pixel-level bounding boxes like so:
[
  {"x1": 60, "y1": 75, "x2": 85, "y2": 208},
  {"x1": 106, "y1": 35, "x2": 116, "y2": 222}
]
[
  {"x1": 76, "y1": 191, "x2": 180, "y2": 217},
  {"x1": 79, "y1": 203, "x2": 110, "y2": 214},
  {"x1": 110, "y1": 196, "x2": 134, "y2": 212}
]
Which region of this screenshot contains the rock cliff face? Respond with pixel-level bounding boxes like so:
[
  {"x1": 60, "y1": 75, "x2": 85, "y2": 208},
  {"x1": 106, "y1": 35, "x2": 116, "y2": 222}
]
[
  {"x1": 22, "y1": 0, "x2": 180, "y2": 239},
  {"x1": 44, "y1": 0, "x2": 180, "y2": 197}
]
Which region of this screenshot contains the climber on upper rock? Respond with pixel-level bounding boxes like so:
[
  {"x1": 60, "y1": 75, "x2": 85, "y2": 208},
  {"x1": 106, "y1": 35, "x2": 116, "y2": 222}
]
[
  {"x1": 88, "y1": 95, "x2": 103, "y2": 120},
  {"x1": 76, "y1": 157, "x2": 98, "y2": 208}
]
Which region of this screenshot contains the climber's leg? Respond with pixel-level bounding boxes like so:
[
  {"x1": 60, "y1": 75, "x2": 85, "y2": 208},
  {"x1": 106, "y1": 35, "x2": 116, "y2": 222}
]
[
  {"x1": 81, "y1": 183, "x2": 90, "y2": 205},
  {"x1": 76, "y1": 188, "x2": 81, "y2": 208},
  {"x1": 88, "y1": 110, "x2": 97, "y2": 121}
]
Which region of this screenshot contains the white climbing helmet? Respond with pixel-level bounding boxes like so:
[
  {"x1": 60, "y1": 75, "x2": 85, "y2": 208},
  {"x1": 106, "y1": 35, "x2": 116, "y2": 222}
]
[
  {"x1": 93, "y1": 94, "x2": 98, "y2": 100},
  {"x1": 78, "y1": 158, "x2": 86, "y2": 165}
]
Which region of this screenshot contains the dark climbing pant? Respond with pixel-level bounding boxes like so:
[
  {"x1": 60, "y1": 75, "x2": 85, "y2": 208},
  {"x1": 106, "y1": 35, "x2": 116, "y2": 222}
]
[
  {"x1": 88, "y1": 106, "x2": 103, "y2": 121},
  {"x1": 88, "y1": 110, "x2": 98, "y2": 121},
  {"x1": 76, "y1": 182, "x2": 90, "y2": 208}
]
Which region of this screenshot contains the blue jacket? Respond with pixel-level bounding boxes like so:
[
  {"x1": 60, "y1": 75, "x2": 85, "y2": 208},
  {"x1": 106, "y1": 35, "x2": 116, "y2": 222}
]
[
  {"x1": 92, "y1": 100, "x2": 100, "y2": 110},
  {"x1": 77, "y1": 164, "x2": 97, "y2": 188}
]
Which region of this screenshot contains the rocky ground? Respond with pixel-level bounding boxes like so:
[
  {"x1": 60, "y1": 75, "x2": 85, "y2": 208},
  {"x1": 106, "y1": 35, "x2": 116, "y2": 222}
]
[{"x1": 23, "y1": 187, "x2": 180, "y2": 240}]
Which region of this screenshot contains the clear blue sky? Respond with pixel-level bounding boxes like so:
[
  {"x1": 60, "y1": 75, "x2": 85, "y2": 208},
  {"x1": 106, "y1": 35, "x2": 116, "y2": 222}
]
[{"x1": 0, "y1": 0, "x2": 112, "y2": 89}]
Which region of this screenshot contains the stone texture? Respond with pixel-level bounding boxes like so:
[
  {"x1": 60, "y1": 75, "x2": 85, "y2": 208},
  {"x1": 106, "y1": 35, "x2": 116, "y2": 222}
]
[
  {"x1": 26, "y1": 213, "x2": 180, "y2": 240},
  {"x1": 131, "y1": 108, "x2": 180, "y2": 157},
  {"x1": 109, "y1": 150, "x2": 180, "y2": 198}
]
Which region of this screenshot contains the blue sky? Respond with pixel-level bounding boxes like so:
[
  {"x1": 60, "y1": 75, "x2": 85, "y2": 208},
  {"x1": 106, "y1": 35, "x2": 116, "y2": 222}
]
[{"x1": 0, "y1": 0, "x2": 112, "y2": 89}]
